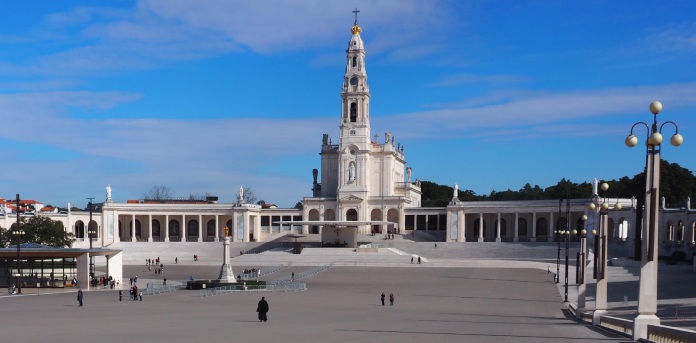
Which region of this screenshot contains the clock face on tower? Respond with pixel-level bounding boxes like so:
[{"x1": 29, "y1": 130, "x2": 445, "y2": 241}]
[{"x1": 350, "y1": 76, "x2": 358, "y2": 85}]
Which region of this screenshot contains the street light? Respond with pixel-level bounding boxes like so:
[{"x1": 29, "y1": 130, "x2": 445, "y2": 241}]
[
  {"x1": 11, "y1": 224, "x2": 25, "y2": 294},
  {"x1": 625, "y1": 101, "x2": 683, "y2": 340},
  {"x1": 574, "y1": 215, "x2": 588, "y2": 318},
  {"x1": 13, "y1": 194, "x2": 25, "y2": 294},
  {"x1": 87, "y1": 198, "x2": 96, "y2": 278},
  {"x1": 590, "y1": 182, "x2": 621, "y2": 325}
]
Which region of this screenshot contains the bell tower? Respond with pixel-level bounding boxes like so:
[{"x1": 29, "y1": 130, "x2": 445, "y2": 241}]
[
  {"x1": 337, "y1": 9, "x2": 371, "y2": 220},
  {"x1": 340, "y1": 10, "x2": 371, "y2": 149}
]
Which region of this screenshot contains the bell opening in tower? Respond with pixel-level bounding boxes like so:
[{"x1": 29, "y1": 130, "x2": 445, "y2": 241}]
[{"x1": 350, "y1": 103, "x2": 357, "y2": 122}]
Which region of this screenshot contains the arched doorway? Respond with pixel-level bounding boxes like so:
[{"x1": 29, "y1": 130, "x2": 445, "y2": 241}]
[
  {"x1": 169, "y1": 220, "x2": 180, "y2": 241},
  {"x1": 188, "y1": 220, "x2": 199, "y2": 241},
  {"x1": 152, "y1": 219, "x2": 161, "y2": 241},
  {"x1": 370, "y1": 208, "x2": 382, "y2": 235},
  {"x1": 518, "y1": 218, "x2": 528, "y2": 239},
  {"x1": 206, "y1": 219, "x2": 216, "y2": 240}
]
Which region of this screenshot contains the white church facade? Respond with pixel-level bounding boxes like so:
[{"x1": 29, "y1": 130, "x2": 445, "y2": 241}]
[{"x1": 2, "y1": 19, "x2": 695, "y2": 257}]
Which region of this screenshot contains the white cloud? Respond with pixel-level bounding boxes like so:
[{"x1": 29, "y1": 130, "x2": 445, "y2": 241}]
[{"x1": 375, "y1": 82, "x2": 696, "y2": 139}]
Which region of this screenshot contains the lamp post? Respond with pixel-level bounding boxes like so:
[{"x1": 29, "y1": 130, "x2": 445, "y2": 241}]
[
  {"x1": 87, "y1": 198, "x2": 95, "y2": 278},
  {"x1": 563, "y1": 187, "x2": 571, "y2": 303},
  {"x1": 590, "y1": 182, "x2": 621, "y2": 325},
  {"x1": 625, "y1": 101, "x2": 683, "y2": 340},
  {"x1": 574, "y1": 215, "x2": 588, "y2": 318},
  {"x1": 12, "y1": 194, "x2": 25, "y2": 294},
  {"x1": 556, "y1": 199, "x2": 562, "y2": 283}
]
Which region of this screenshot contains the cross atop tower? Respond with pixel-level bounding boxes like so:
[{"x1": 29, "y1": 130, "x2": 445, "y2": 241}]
[{"x1": 352, "y1": 8, "x2": 360, "y2": 25}]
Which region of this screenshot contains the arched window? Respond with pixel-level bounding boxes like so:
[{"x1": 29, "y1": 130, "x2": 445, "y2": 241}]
[
  {"x1": 74, "y1": 221, "x2": 85, "y2": 239},
  {"x1": 188, "y1": 220, "x2": 199, "y2": 238},
  {"x1": 169, "y1": 220, "x2": 180, "y2": 238},
  {"x1": 152, "y1": 219, "x2": 161, "y2": 239},
  {"x1": 536, "y1": 217, "x2": 548, "y2": 237},
  {"x1": 350, "y1": 103, "x2": 357, "y2": 122},
  {"x1": 518, "y1": 218, "x2": 528, "y2": 236},
  {"x1": 207, "y1": 219, "x2": 217, "y2": 238},
  {"x1": 352, "y1": 56, "x2": 357, "y2": 68}
]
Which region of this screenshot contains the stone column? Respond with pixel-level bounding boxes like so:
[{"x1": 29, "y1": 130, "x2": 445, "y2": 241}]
[
  {"x1": 214, "y1": 215, "x2": 220, "y2": 242},
  {"x1": 131, "y1": 214, "x2": 136, "y2": 242},
  {"x1": 514, "y1": 213, "x2": 519, "y2": 242},
  {"x1": 496, "y1": 213, "x2": 501, "y2": 242},
  {"x1": 181, "y1": 215, "x2": 187, "y2": 242},
  {"x1": 148, "y1": 214, "x2": 153, "y2": 242},
  {"x1": 198, "y1": 215, "x2": 203, "y2": 242},
  {"x1": 478, "y1": 213, "x2": 483, "y2": 242},
  {"x1": 217, "y1": 237, "x2": 236, "y2": 283},
  {"x1": 164, "y1": 215, "x2": 170, "y2": 242},
  {"x1": 633, "y1": 152, "x2": 662, "y2": 339},
  {"x1": 549, "y1": 211, "x2": 555, "y2": 242},
  {"x1": 576, "y1": 235, "x2": 588, "y2": 319},
  {"x1": 593, "y1": 210, "x2": 609, "y2": 325},
  {"x1": 531, "y1": 212, "x2": 537, "y2": 242},
  {"x1": 458, "y1": 210, "x2": 465, "y2": 242}
]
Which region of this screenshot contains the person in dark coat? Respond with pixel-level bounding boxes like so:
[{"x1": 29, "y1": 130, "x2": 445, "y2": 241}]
[
  {"x1": 77, "y1": 288, "x2": 83, "y2": 306},
  {"x1": 257, "y1": 297, "x2": 269, "y2": 322},
  {"x1": 381, "y1": 292, "x2": 386, "y2": 306}
]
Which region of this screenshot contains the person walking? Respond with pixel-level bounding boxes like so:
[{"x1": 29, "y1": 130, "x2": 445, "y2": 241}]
[
  {"x1": 77, "y1": 288, "x2": 83, "y2": 307},
  {"x1": 417, "y1": 256, "x2": 421, "y2": 264},
  {"x1": 389, "y1": 293, "x2": 394, "y2": 306},
  {"x1": 381, "y1": 292, "x2": 386, "y2": 306},
  {"x1": 257, "y1": 297, "x2": 269, "y2": 322}
]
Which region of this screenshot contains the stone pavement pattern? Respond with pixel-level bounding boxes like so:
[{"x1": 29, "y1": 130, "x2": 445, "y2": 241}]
[{"x1": 1, "y1": 263, "x2": 628, "y2": 343}]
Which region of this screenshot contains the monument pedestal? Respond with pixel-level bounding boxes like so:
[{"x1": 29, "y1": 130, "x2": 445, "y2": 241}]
[{"x1": 218, "y1": 237, "x2": 236, "y2": 283}]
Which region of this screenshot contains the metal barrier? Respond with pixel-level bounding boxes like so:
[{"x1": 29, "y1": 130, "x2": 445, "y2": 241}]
[
  {"x1": 145, "y1": 283, "x2": 175, "y2": 295},
  {"x1": 237, "y1": 265, "x2": 288, "y2": 281},
  {"x1": 270, "y1": 263, "x2": 333, "y2": 285},
  {"x1": 200, "y1": 282, "x2": 307, "y2": 297}
]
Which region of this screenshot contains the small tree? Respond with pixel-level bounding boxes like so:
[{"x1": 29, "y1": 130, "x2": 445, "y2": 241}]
[
  {"x1": 237, "y1": 187, "x2": 257, "y2": 204},
  {"x1": 1, "y1": 217, "x2": 75, "y2": 248},
  {"x1": 144, "y1": 185, "x2": 174, "y2": 200}
]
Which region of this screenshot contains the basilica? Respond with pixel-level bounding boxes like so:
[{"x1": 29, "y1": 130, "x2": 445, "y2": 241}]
[{"x1": 2, "y1": 18, "x2": 694, "y2": 259}]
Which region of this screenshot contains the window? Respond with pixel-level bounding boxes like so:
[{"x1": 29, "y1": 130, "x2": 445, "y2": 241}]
[{"x1": 350, "y1": 103, "x2": 357, "y2": 122}]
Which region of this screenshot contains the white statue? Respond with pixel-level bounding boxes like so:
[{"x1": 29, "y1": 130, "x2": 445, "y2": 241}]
[
  {"x1": 406, "y1": 167, "x2": 412, "y2": 183},
  {"x1": 592, "y1": 178, "x2": 598, "y2": 195},
  {"x1": 106, "y1": 184, "x2": 112, "y2": 202},
  {"x1": 348, "y1": 163, "x2": 356, "y2": 182},
  {"x1": 454, "y1": 183, "x2": 459, "y2": 198},
  {"x1": 239, "y1": 186, "x2": 244, "y2": 203}
]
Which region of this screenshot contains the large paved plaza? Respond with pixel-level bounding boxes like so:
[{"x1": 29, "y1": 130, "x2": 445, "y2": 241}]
[{"x1": 0, "y1": 263, "x2": 630, "y2": 343}]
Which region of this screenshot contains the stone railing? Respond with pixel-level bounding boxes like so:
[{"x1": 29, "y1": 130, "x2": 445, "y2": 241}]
[
  {"x1": 647, "y1": 324, "x2": 696, "y2": 343},
  {"x1": 599, "y1": 316, "x2": 633, "y2": 336}
]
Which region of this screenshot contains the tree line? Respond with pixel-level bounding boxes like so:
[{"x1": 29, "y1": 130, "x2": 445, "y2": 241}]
[{"x1": 420, "y1": 160, "x2": 696, "y2": 208}]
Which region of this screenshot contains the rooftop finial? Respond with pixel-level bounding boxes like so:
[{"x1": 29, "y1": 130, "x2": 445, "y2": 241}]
[{"x1": 351, "y1": 8, "x2": 362, "y2": 35}]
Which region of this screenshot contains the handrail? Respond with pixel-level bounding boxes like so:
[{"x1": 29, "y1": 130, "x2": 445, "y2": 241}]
[
  {"x1": 648, "y1": 324, "x2": 696, "y2": 343},
  {"x1": 599, "y1": 316, "x2": 633, "y2": 336}
]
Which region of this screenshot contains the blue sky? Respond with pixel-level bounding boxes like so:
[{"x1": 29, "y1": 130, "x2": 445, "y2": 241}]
[{"x1": 1, "y1": 1, "x2": 695, "y2": 208}]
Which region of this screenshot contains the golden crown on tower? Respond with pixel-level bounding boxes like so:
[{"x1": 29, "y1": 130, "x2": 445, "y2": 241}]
[{"x1": 351, "y1": 24, "x2": 362, "y2": 35}]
